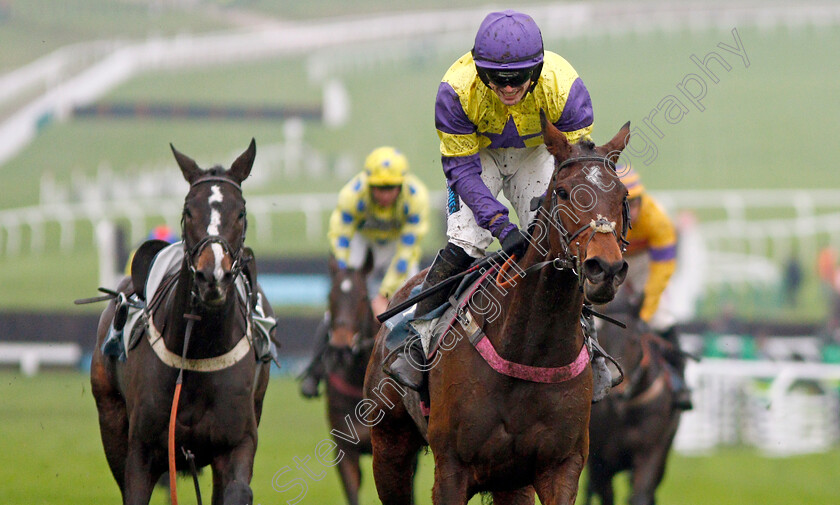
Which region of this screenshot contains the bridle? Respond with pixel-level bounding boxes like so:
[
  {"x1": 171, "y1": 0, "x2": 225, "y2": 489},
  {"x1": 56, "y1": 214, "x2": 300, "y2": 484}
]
[
  {"x1": 180, "y1": 175, "x2": 248, "y2": 301},
  {"x1": 534, "y1": 155, "x2": 631, "y2": 284}
]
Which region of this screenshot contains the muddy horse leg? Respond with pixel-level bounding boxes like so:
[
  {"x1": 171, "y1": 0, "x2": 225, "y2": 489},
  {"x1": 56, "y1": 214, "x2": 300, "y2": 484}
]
[
  {"x1": 211, "y1": 440, "x2": 256, "y2": 505},
  {"x1": 492, "y1": 486, "x2": 536, "y2": 505},
  {"x1": 533, "y1": 452, "x2": 587, "y2": 505},
  {"x1": 335, "y1": 448, "x2": 362, "y2": 505}
]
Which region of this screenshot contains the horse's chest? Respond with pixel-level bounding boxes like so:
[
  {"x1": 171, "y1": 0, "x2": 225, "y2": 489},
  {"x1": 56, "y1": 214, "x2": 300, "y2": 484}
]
[{"x1": 434, "y1": 386, "x2": 588, "y2": 468}]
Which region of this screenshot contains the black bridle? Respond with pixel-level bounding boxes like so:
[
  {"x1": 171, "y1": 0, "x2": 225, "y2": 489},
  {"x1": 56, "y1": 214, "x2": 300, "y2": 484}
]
[{"x1": 180, "y1": 175, "x2": 248, "y2": 299}]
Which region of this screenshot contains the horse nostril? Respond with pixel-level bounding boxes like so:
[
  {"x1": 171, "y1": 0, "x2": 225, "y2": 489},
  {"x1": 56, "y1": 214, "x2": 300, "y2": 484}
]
[
  {"x1": 195, "y1": 270, "x2": 209, "y2": 284},
  {"x1": 222, "y1": 271, "x2": 235, "y2": 285},
  {"x1": 615, "y1": 260, "x2": 629, "y2": 284},
  {"x1": 583, "y1": 258, "x2": 606, "y2": 283}
]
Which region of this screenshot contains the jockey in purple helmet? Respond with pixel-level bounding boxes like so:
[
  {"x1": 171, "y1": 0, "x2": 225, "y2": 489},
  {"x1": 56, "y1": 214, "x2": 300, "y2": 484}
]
[{"x1": 385, "y1": 10, "x2": 610, "y2": 396}]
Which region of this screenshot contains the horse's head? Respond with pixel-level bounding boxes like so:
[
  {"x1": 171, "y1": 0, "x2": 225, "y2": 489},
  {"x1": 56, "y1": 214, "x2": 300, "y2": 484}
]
[
  {"x1": 538, "y1": 114, "x2": 631, "y2": 304},
  {"x1": 172, "y1": 139, "x2": 255, "y2": 307},
  {"x1": 326, "y1": 253, "x2": 374, "y2": 353}
]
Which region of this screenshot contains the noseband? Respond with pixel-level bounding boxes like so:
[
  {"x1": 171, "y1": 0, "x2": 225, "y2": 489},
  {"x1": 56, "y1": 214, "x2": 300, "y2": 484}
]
[{"x1": 181, "y1": 176, "x2": 247, "y2": 293}]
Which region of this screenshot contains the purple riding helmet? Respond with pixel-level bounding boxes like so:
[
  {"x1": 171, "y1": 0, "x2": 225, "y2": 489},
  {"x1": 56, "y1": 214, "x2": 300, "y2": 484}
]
[{"x1": 472, "y1": 10, "x2": 544, "y2": 92}]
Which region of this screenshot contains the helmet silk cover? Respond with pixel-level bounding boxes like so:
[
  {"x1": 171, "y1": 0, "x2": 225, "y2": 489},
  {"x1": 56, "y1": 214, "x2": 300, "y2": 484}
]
[{"x1": 472, "y1": 10, "x2": 544, "y2": 70}]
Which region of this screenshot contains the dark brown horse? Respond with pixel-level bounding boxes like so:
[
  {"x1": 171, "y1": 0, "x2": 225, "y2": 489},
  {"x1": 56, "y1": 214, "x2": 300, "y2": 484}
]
[
  {"x1": 586, "y1": 296, "x2": 683, "y2": 505},
  {"x1": 322, "y1": 255, "x2": 379, "y2": 505},
  {"x1": 364, "y1": 118, "x2": 632, "y2": 505},
  {"x1": 90, "y1": 139, "x2": 273, "y2": 505}
]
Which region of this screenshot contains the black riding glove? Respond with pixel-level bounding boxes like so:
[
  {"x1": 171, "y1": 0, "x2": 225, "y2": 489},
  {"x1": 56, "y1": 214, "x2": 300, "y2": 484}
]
[{"x1": 500, "y1": 227, "x2": 529, "y2": 258}]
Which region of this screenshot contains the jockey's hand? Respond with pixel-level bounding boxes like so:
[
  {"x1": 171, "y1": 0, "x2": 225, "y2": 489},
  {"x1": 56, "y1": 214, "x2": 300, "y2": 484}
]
[
  {"x1": 500, "y1": 227, "x2": 529, "y2": 259},
  {"x1": 371, "y1": 294, "x2": 389, "y2": 317}
]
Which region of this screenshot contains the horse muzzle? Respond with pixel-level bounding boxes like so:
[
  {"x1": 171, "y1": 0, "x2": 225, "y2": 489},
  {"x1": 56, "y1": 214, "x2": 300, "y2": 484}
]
[
  {"x1": 582, "y1": 257, "x2": 628, "y2": 304},
  {"x1": 193, "y1": 268, "x2": 235, "y2": 306}
]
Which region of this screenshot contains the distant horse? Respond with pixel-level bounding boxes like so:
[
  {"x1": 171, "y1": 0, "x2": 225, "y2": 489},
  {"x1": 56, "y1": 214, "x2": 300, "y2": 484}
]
[
  {"x1": 322, "y1": 255, "x2": 379, "y2": 505},
  {"x1": 364, "y1": 117, "x2": 632, "y2": 505},
  {"x1": 586, "y1": 295, "x2": 683, "y2": 505},
  {"x1": 90, "y1": 139, "x2": 273, "y2": 505}
]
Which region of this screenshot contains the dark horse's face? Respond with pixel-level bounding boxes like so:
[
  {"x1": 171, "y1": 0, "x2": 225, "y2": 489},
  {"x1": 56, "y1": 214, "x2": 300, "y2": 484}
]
[
  {"x1": 327, "y1": 255, "x2": 373, "y2": 351},
  {"x1": 172, "y1": 139, "x2": 256, "y2": 307},
  {"x1": 541, "y1": 115, "x2": 630, "y2": 304}
]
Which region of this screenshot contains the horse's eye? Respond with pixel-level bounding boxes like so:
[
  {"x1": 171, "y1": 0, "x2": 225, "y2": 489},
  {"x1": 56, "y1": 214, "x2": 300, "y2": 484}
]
[
  {"x1": 238, "y1": 210, "x2": 246, "y2": 220},
  {"x1": 557, "y1": 188, "x2": 570, "y2": 200},
  {"x1": 184, "y1": 208, "x2": 192, "y2": 219}
]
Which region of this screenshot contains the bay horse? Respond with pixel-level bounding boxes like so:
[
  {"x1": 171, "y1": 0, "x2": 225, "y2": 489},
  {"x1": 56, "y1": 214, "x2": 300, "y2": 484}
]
[
  {"x1": 322, "y1": 254, "x2": 379, "y2": 505},
  {"x1": 586, "y1": 295, "x2": 683, "y2": 505},
  {"x1": 364, "y1": 117, "x2": 632, "y2": 505},
  {"x1": 90, "y1": 139, "x2": 273, "y2": 505}
]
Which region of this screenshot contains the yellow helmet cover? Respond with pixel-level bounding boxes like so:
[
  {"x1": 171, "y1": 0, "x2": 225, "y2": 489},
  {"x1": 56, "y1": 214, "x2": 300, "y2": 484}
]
[
  {"x1": 618, "y1": 165, "x2": 645, "y2": 199},
  {"x1": 365, "y1": 146, "x2": 408, "y2": 186}
]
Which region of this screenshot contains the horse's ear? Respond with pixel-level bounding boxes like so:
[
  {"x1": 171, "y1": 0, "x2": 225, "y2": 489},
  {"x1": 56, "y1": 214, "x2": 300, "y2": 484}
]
[
  {"x1": 229, "y1": 138, "x2": 256, "y2": 184},
  {"x1": 541, "y1": 110, "x2": 572, "y2": 161},
  {"x1": 328, "y1": 255, "x2": 340, "y2": 278},
  {"x1": 361, "y1": 249, "x2": 374, "y2": 277},
  {"x1": 171, "y1": 144, "x2": 202, "y2": 183},
  {"x1": 597, "y1": 122, "x2": 631, "y2": 165}
]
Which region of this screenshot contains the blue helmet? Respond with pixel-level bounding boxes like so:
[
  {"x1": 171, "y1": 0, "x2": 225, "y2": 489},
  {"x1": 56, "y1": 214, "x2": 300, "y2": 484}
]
[{"x1": 472, "y1": 10, "x2": 544, "y2": 89}]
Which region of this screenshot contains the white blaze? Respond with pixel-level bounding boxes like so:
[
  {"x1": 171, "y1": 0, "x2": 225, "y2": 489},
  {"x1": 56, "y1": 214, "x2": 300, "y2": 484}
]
[
  {"x1": 207, "y1": 185, "x2": 223, "y2": 236},
  {"x1": 207, "y1": 185, "x2": 225, "y2": 281},
  {"x1": 211, "y1": 243, "x2": 225, "y2": 282}
]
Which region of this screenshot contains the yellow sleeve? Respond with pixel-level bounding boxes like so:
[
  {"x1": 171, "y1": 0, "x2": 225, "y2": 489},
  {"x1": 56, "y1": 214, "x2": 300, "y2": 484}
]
[
  {"x1": 379, "y1": 176, "x2": 430, "y2": 298},
  {"x1": 327, "y1": 176, "x2": 365, "y2": 268},
  {"x1": 638, "y1": 196, "x2": 678, "y2": 322},
  {"x1": 640, "y1": 259, "x2": 676, "y2": 322}
]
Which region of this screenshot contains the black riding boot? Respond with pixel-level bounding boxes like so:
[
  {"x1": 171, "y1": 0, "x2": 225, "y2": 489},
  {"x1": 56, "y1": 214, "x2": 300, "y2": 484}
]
[
  {"x1": 299, "y1": 314, "x2": 330, "y2": 399},
  {"x1": 660, "y1": 326, "x2": 693, "y2": 410},
  {"x1": 385, "y1": 243, "x2": 473, "y2": 390}
]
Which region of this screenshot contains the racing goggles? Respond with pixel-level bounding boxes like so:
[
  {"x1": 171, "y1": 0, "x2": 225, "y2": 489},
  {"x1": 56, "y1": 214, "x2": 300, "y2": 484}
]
[{"x1": 478, "y1": 66, "x2": 534, "y2": 88}]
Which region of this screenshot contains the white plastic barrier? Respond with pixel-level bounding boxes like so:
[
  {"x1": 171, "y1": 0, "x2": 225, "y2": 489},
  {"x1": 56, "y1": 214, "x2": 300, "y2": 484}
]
[
  {"x1": 0, "y1": 342, "x2": 82, "y2": 377},
  {"x1": 675, "y1": 357, "x2": 840, "y2": 456}
]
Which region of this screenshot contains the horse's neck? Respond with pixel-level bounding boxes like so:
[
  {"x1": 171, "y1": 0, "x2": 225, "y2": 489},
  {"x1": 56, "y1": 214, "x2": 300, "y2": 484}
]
[
  {"x1": 160, "y1": 268, "x2": 241, "y2": 358},
  {"x1": 492, "y1": 249, "x2": 585, "y2": 367}
]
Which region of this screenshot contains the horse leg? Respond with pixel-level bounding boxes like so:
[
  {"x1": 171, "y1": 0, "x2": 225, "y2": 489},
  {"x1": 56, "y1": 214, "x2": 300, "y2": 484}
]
[
  {"x1": 492, "y1": 486, "x2": 536, "y2": 505},
  {"x1": 586, "y1": 458, "x2": 615, "y2": 505},
  {"x1": 628, "y1": 442, "x2": 671, "y2": 505},
  {"x1": 370, "y1": 418, "x2": 423, "y2": 505},
  {"x1": 211, "y1": 440, "x2": 256, "y2": 505},
  {"x1": 336, "y1": 448, "x2": 362, "y2": 505},
  {"x1": 122, "y1": 444, "x2": 159, "y2": 505},
  {"x1": 533, "y1": 451, "x2": 586, "y2": 505},
  {"x1": 431, "y1": 456, "x2": 469, "y2": 505},
  {"x1": 91, "y1": 309, "x2": 130, "y2": 493}
]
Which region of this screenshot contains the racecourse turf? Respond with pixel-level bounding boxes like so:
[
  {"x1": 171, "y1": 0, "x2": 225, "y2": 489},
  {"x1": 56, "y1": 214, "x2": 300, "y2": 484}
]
[{"x1": 1, "y1": 371, "x2": 838, "y2": 505}]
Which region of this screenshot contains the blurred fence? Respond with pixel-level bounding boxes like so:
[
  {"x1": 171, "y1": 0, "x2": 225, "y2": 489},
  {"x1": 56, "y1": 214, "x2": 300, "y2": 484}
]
[
  {"x1": 3, "y1": 186, "x2": 839, "y2": 293},
  {"x1": 675, "y1": 353, "x2": 840, "y2": 456}
]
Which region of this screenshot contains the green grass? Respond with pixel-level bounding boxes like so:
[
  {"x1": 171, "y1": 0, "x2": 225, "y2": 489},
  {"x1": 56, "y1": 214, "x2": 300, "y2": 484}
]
[{"x1": 1, "y1": 371, "x2": 838, "y2": 504}]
